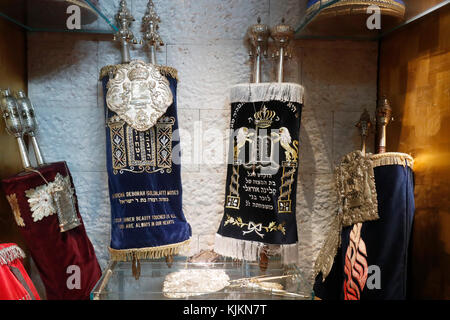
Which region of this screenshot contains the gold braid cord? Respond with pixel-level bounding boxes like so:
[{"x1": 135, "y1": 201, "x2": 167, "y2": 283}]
[
  {"x1": 229, "y1": 166, "x2": 240, "y2": 196},
  {"x1": 343, "y1": 223, "x2": 369, "y2": 300},
  {"x1": 314, "y1": 150, "x2": 378, "y2": 281},
  {"x1": 6, "y1": 194, "x2": 25, "y2": 227},
  {"x1": 279, "y1": 166, "x2": 296, "y2": 198}
]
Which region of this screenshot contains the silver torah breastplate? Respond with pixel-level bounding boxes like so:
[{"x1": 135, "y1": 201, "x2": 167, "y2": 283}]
[{"x1": 106, "y1": 60, "x2": 173, "y2": 131}]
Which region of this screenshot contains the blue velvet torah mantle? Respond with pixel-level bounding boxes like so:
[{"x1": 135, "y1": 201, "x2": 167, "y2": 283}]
[
  {"x1": 100, "y1": 64, "x2": 191, "y2": 261},
  {"x1": 314, "y1": 152, "x2": 415, "y2": 300}
]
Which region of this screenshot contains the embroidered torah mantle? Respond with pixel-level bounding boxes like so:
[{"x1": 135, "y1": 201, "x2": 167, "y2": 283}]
[
  {"x1": 313, "y1": 152, "x2": 415, "y2": 300},
  {"x1": 215, "y1": 83, "x2": 304, "y2": 264},
  {"x1": 100, "y1": 61, "x2": 191, "y2": 261}
]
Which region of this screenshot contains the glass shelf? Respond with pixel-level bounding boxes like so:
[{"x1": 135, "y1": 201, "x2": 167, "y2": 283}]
[
  {"x1": 295, "y1": 0, "x2": 450, "y2": 40},
  {"x1": 0, "y1": 0, "x2": 118, "y2": 34},
  {"x1": 91, "y1": 256, "x2": 313, "y2": 300}
]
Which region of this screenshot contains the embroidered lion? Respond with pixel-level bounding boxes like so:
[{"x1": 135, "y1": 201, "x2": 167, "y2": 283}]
[
  {"x1": 234, "y1": 127, "x2": 254, "y2": 160},
  {"x1": 272, "y1": 127, "x2": 299, "y2": 162}
]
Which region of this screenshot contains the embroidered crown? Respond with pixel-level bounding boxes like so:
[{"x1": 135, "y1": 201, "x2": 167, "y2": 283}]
[
  {"x1": 128, "y1": 66, "x2": 150, "y2": 81},
  {"x1": 254, "y1": 106, "x2": 276, "y2": 128}
]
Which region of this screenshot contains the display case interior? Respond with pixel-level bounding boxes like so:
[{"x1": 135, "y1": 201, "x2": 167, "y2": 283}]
[{"x1": 91, "y1": 256, "x2": 312, "y2": 300}]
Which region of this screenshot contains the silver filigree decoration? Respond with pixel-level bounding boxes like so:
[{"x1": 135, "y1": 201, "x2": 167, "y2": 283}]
[
  {"x1": 25, "y1": 173, "x2": 74, "y2": 223},
  {"x1": 163, "y1": 269, "x2": 230, "y2": 299},
  {"x1": 314, "y1": 150, "x2": 379, "y2": 282},
  {"x1": 106, "y1": 60, "x2": 173, "y2": 131}
]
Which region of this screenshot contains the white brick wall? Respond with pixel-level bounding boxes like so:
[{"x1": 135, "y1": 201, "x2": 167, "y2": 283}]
[{"x1": 27, "y1": 0, "x2": 378, "y2": 291}]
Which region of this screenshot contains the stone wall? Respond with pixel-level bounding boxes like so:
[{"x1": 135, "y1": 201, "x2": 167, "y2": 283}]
[{"x1": 27, "y1": 0, "x2": 377, "y2": 290}]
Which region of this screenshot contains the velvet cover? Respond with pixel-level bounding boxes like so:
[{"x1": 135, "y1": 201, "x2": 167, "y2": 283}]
[
  {"x1": 101, "y1": 69, "x2": 191, "y2": 261},
  {"x1": 314, "y1": 158, "x2": 415, "y2": 299},
  {"x1": 0, "y1": 243, "x2": 40, "y2": 300},
  {"x1": 215, "y1": 83, "x2": 304, "y2": 263},
  {"x1": 2, "y1": 162, "x2": 102, "y2": 300}
]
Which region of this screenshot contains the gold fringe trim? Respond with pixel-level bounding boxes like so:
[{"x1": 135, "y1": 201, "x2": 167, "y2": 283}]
[
  {"x1": 158, "y1": 66, "x2": 178, "y2": 81},
  {"x1": 306, "y1": 0, "x2": 405, "y2": 18},
  {"x1": 99, "y1": 63, "x2": 178, "y2": 81},
  {"x1": 109, "y1": 239, "x2": 190, "y2": 262},
  {"x1": 371, "y1": 152, "x2": 414, "y2": 169}
]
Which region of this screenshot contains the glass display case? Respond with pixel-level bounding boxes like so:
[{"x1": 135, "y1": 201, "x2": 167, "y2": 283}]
[
  {"x1": 295, "y1": 0, "x2": 449, "y2": 40},
  {"x1": 0, "y1": 0, "x2": 117, "y2": 34},
  {"x1": 91, "y1": 257, "x2": 313, "y2": 300}
]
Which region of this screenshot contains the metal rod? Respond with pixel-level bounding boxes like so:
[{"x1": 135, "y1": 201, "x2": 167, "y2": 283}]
[
  {"x1": 375, "y1": 97, "x2": 392, "y2": 154},
  {"x1": 377, "y1": 126, "x2": 387, "y2": 154},
  {"x1": 149, "y1": 45, "x2": 157, "y2": 65},
  {"x1": 278, "y1": 47, "x2": 284, "y2": 83},
  {"x1": 120, "y1": 40, "x2": 130, "y2": 64},
  {"x1": 254, "y1": 48, "x2": 262, "y2": 83},
  {"x1": 16, "y1": 137, "x2": 32, "y2": 169},
  {"x1": 30, "y1": 136, "x2": 44, "y2": 166}
]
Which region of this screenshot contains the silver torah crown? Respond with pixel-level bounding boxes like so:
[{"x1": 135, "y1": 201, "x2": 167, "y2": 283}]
[
  {"x1": 0, "y1": 89, "x2": 32, "y2": 169},
  {"x1": 15, "y1": 91, "x2": 45, "y2": 166},
  {"x1": 113, "y1": 0, "x2": 138, "y2": 63},
  {"x1": 142, "y1": 0, "x2": 164, "y2": 65}
]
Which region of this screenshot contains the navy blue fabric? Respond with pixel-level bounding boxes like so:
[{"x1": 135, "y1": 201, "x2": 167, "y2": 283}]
[
  {"x1": 102, "y1": 73, "x2": 191, "y2": 252},
  {"x1": 217, "y1": 100, "x2": 302, "y2": 246},
  {"x1": 314, "y1": 162, "x2": 415, "y2": 300}
]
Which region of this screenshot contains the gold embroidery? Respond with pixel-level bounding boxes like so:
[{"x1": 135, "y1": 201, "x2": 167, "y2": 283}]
[
  {"x1": 108, "y1": 118, "x2": 127, "y2": 174},
  {"x1": 6, "y1": 194, "x2": 25, "y2": 227},
  {"x1": 271, "y1": 127, "x2": 299, "y2": 213},
  {"x1": 108, "y1": 115, "x2": 175, "y2": 175},
  {"x1": 314, "y1": 150, "x2": 378, "y2": 282},
  {"x1": 254, "y1": 106, "x2": 276, "y2": 129},
  {"x1": 278, "y1": 161, "x2": 297, "y2": 213},
  {"x1": 226, "y1": 127, "x2": 255, "y2": 209},
  {"x1": 156, "y1": 116, "x2": 175, "y2": 170},
  {"x1": 223, "y1": 215, "x2": 286, "y2": 237}
]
